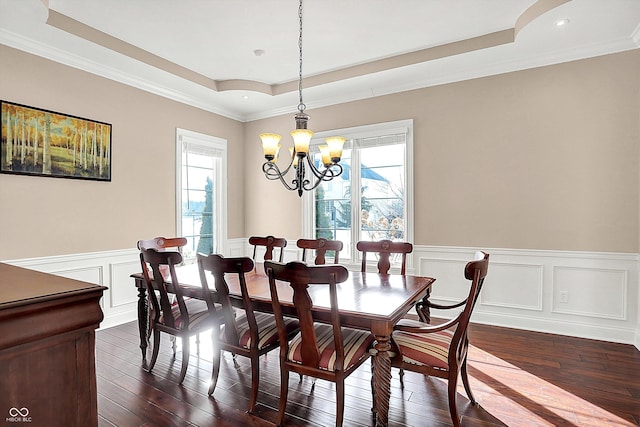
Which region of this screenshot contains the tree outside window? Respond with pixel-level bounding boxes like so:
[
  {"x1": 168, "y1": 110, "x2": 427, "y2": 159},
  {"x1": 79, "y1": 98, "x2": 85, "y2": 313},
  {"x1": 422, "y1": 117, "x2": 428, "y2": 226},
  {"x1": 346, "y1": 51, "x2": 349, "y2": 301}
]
[
  {"x1": 307, "y1": 121, "x2": 412, "y2": 266},
  {"x1": 176, "y1": 129, "x2": 227, "y2": 261}
]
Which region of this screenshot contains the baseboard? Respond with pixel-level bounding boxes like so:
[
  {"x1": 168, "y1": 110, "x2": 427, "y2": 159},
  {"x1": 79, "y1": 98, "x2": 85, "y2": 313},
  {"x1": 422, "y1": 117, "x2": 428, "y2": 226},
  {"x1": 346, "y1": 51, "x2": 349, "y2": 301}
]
[{"x1": 100, "y1": 310, "x2": 138, "y2": 330}]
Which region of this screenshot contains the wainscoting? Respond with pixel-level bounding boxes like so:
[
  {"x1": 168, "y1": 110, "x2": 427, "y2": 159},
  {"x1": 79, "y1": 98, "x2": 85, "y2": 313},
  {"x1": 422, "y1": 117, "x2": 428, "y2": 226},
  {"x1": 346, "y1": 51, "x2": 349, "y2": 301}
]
[
  {"x1": 414, "y1": 246, "x2": 639, "y2": 348},
  {"x1": 4, "y1": 239, "x2": 639, "y2": 349},
  {"x1": 5, "y1": 249, "x2": 141, "y2": 330}
]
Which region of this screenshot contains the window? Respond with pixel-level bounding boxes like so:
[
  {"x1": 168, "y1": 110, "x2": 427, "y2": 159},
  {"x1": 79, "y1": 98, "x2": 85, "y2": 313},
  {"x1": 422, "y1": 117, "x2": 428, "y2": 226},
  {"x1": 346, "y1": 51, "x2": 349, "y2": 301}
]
[
  {"x1": 176, "y1": 128, "x2": 227, "y2": 260},
  {"x1": 303, "y1": 120, "x2": 413, "y2": 268}
]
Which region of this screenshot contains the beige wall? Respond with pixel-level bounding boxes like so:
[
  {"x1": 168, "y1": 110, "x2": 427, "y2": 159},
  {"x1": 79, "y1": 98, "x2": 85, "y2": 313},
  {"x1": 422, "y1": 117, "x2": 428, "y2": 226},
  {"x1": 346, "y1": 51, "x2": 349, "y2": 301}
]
[
  {"x1": 245, "y1": 50, "x2": 640, "y2": 253},
  {"x1": 1, "y1": 44, "x2": 638, "y2": 259},
  {"x1": 0, "y1": 45, "x2": 245, "y2": 259}
]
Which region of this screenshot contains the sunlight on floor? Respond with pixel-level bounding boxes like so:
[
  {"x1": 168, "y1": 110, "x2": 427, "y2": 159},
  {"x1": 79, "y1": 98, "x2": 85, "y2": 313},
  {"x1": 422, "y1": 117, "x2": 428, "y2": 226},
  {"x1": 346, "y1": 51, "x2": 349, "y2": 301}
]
[
  {"x1": 171, "y1": 333, "x2": 635, "y2": 426},
  {"x1": 467, "y1": 346, "x2": 635, "y2": 427}
]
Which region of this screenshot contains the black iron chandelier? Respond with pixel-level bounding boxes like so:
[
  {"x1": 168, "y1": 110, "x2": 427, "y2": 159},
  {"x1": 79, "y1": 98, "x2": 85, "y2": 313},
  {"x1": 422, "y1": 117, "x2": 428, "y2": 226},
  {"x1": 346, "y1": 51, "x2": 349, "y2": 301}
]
[{"x1": 260, "y1": 0, "x2": 345, "y2": 197}]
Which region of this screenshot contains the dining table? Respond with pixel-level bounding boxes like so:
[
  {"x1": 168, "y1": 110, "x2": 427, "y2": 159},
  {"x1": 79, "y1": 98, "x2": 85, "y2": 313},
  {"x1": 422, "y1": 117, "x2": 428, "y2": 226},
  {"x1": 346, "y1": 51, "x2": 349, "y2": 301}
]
[{"x1": 132, "y1": 262, "x2": 435, "y2": 427}]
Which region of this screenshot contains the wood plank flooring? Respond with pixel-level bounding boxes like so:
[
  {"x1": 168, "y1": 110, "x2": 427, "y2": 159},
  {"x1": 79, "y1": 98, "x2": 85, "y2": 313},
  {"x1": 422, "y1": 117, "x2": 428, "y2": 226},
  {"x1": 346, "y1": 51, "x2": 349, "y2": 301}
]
[{"x1": 96, "y1": 321, "x2": 640, "y2": 426}]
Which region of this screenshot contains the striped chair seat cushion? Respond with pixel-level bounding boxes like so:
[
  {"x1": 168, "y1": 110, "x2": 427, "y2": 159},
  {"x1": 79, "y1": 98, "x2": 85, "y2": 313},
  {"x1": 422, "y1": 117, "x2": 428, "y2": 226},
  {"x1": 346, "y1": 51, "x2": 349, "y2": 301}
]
[
  {"x1": 226, "y1": 311, "x2": 299, "y2": 351},
  {"x1": 287, "y1": 324, "x2": 374, "y2": 372},
  {"x1": 159, "y1": 298, "x2": 212, "y2": 330},
  {"x1": 392, "y1": 325, "x2": 454, "y2": 370}
]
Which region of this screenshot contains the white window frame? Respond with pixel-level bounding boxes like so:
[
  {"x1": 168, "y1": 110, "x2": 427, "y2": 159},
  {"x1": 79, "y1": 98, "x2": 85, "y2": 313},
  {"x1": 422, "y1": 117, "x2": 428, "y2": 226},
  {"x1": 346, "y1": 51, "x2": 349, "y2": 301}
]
[
  {"x1": 175, "y1": 128, "x2": 228, "y2": 260},
  {"x1": 302, "y1": 119, "x2": 414, "y2": 272}
]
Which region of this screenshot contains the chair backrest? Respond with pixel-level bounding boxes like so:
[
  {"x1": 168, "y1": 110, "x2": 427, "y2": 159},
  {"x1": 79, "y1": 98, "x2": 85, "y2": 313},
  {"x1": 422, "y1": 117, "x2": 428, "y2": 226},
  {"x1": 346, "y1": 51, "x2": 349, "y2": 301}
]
[
  {"x1": 137, "y1": 236, "x2": 188, "y2": 253},
  {"x1": 197, "y1": 254, "x2": 255, "y2": 346},
  {"x1": 462, "y1": 251, "x2": 490, "y2": 314},
  {"x1": 296, "y1": 238, "x2": 343, "y2": 265},
  {"x1": 249, "y1": 235, "x2": 287, "y2": 263},
  {"x1": 449, "y1": 251, "x2": 489, "y2": 361},
  {"x1": 356, "y1": 239, "x2": 413, "y2": 274},
  {"x1": 265, "y1": 261, "x2": 349, "y2": 369},
  {"x1": 139, "y1": 248, "x2": 188, "y2": 330}
]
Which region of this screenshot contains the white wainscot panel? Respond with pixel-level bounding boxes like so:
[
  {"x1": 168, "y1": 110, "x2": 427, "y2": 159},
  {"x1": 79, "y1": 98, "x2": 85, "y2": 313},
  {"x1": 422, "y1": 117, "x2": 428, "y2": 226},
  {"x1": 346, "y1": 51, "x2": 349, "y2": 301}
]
[
  {"x1": 419, "y1": 258, "x2": 469, "y2": 302},
  {"x1": 50, "y1": 265, "x2": 103, "y2": 285},
  {"x1": 420, "y1": 257, "x2": 543, "y2": 311},
  {"x1": 110, "y1": 260, "x2": 141, "y2": 307},
  {"x1": 552, "y1": 266, "x2": 627, "y2": 320},
  {"x1": 480, "y1": 261, "x2": 543, "y2": 311}
]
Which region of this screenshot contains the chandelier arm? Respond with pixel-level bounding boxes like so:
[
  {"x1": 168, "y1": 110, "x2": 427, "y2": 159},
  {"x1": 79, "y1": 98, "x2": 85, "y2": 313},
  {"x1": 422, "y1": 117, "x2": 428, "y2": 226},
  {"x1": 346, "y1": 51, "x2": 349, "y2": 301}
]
[
  {"x1": 302, "y1": 156, "x2": 326, "y2": 179},
  {"x1": 262, "y1": 162, "x2": 297, "y2": 191},
  {"x1": 276, "y1": 158, "x2": 297, "y2": 177},
  {"x1": 302, "y1": 156, "x2": 343, "y2": 180},
  {"x1": 262, "y1": 161, "x2": 285, "y2": 180},
  {"x1": 301, "y1": 172, "x2": 331, "y2": 192},
  {"x1": 262, "y1": 147, "x2": 299, "y2": 179},
  {"x1": 319, "y1": 163, "x2": 343, "y2": 181}
]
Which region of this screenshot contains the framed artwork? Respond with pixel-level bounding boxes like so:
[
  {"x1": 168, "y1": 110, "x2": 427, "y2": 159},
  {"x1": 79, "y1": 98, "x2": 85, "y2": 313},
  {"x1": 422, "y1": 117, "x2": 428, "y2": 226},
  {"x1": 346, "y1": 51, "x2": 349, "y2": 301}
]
[{"x1": 1, "y1": 100, "x2": 112, "y2": 181}]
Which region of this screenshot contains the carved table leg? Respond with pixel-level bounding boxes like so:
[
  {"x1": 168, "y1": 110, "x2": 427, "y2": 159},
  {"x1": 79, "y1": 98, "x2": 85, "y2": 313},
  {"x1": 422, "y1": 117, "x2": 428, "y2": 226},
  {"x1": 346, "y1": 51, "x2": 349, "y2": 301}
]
[
  {"x1": 372, "y1": 334, "x2": 393, "y2": 427},
  {"x1": 137, "y1": 286, "x2": 149, "y2": 362}
]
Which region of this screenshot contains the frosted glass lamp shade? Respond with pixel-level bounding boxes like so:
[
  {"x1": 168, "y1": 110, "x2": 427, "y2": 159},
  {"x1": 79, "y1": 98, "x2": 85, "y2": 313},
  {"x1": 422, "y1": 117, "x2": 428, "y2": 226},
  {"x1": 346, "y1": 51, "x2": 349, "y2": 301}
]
[
  {"x1": 325, "y1": 136, "x2": 345, "y2": 161},
  {"x1": 260, "y1": 133, "x2": 282, "y2": 161},
  {"x1": 319, "y1": 145, "x2": 332, "y2": 166},
  {"x1": 291, "y1": 129, "x2": 313, "y2": 155}
]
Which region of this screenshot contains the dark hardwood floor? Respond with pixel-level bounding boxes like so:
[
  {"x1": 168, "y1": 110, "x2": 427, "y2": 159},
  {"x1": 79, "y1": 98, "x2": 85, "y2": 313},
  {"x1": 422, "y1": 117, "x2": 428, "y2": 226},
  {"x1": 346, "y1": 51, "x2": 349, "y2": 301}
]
[{"x1": 96, "y1": 321, "x2": 640, "y2": 426}]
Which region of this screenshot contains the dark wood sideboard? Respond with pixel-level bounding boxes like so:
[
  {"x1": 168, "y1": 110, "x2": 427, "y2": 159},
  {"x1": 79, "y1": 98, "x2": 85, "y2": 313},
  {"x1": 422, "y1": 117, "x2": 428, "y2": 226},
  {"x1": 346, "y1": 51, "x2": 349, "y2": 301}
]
[{"x1": 0, "y1": 262, "x2": 107, "y2": 427}]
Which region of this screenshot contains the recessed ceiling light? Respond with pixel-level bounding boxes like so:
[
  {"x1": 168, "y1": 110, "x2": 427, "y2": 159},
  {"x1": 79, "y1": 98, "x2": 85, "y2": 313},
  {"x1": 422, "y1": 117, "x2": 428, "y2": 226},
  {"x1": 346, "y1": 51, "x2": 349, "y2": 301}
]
[
  {"x1": 242, "y1": 95, "x2": 249, "y2": 100},
  {"x1": 555, "y1": 18, "x2": 570, "y2": 27},
  {"x1": 253, "y1": 49, "x2": 265, "y2": 57}
]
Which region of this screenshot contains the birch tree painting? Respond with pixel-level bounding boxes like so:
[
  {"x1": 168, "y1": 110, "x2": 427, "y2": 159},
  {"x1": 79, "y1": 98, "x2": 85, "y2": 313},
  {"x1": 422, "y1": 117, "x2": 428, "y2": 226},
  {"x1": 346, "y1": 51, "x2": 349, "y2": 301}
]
[{"x1": 1, "y1": 101, "x2": 111, "y2": 181}]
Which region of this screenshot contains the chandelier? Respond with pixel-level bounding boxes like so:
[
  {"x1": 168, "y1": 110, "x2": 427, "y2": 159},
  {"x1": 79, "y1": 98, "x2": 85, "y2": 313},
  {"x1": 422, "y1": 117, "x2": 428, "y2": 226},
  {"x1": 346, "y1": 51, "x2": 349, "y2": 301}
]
[{"x1": 260, "y1": 0, "x2": 345, "y2": 197}]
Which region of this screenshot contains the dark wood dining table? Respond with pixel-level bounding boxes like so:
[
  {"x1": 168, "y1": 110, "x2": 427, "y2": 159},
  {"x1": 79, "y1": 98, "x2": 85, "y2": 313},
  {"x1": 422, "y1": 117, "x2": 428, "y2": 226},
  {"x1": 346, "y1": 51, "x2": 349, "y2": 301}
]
[{"x1": 132, "y1": 263, "x2": 435, "y2": 427}]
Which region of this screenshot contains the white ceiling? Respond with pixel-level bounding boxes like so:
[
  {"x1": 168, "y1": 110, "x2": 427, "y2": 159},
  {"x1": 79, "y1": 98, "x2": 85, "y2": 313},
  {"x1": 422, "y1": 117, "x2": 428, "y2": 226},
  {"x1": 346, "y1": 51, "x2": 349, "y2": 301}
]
[{"x1": 1, "y1": 0, "x2": 639, "y2": 122}]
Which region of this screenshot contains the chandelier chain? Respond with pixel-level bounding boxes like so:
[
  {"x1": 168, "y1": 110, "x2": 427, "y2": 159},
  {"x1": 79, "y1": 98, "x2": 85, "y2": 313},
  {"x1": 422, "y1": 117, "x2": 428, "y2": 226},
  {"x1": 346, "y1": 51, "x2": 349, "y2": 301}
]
[{"x1": 297, "y1": 0, "x2": 305, "y2": 113}]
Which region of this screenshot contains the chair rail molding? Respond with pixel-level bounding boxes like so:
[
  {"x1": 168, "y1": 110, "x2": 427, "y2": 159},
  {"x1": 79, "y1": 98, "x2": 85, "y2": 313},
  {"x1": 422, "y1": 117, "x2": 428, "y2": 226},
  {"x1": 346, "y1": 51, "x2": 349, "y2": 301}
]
[{"x1": 4, "y1": 243, "x2": 639, "y2": 350}]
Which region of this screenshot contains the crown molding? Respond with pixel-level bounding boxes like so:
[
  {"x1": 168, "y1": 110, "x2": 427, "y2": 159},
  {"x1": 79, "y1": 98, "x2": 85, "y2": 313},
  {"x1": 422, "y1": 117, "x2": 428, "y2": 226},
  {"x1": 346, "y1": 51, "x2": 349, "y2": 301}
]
[
  {"x1": 0, "y1": 28, "x2": 245, "y2": 121},
  {"x1": 2, "y1": 27, "x2": 639, "y2": 124},
  {"x1": 244, "y1": 37, "x2": 640, "y2": 122}
]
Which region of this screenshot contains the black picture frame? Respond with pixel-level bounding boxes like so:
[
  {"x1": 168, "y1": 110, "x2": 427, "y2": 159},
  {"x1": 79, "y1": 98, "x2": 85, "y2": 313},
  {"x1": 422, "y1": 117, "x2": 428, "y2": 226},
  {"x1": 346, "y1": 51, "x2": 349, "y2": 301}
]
[{"x1": 1, "y1": 100, "x2": 112, "y2": 181}]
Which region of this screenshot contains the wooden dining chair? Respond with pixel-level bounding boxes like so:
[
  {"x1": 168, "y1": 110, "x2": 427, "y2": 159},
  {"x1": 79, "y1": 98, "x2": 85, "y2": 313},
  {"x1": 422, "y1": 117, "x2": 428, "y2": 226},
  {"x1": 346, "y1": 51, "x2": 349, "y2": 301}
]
[
  {"x1": 249, "y1": 235, "x2": 287, "y2": 263},
  {"x1": 137, "y1": 237, "x2": 191, "y2": 353},
  {"x1": 296, "y1": 238, "x2": 343, "y2": 265},
  {"x1": 356, "y1": 239, "x2": 413, "y2": 274},
  {"x1": 197, "y1": 254, "x2": 299, "y2": 413},
  {"x1": 384, "y1": 251, "x2": 490, "y2": 427},
  {"x1": 265, "y1": 260, "x2": 375, "y2": 427},
  {"x1": 139, "y1": 248, "x2": 217, "y2": 384}
]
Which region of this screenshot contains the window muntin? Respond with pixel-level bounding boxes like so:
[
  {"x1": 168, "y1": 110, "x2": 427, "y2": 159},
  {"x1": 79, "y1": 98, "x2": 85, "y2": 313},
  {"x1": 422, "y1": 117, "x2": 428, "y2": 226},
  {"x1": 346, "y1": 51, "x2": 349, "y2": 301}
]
[
  {"x1": 304, "y1": 120, "x2": 413, "y2": 268},
  {"x1": 176, "y1": 129, "x2": 227, "y2": 261}
]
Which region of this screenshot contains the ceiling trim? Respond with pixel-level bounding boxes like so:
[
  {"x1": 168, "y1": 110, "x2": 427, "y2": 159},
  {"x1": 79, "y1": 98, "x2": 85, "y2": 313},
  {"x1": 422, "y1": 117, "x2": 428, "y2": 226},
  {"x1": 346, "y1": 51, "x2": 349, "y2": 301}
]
[
  {"x1": 0, "y1": 28, "x2": 243, "y2": 121},
  {"x1": 45, "y1": 9, "x2": 222, "y2": 93},
  {"x1": 43, "y1": 0, "x2": 569, "y2": 97},
  {"x1": 3, "y1": 0, "x2": 638, "y2": 123}
]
